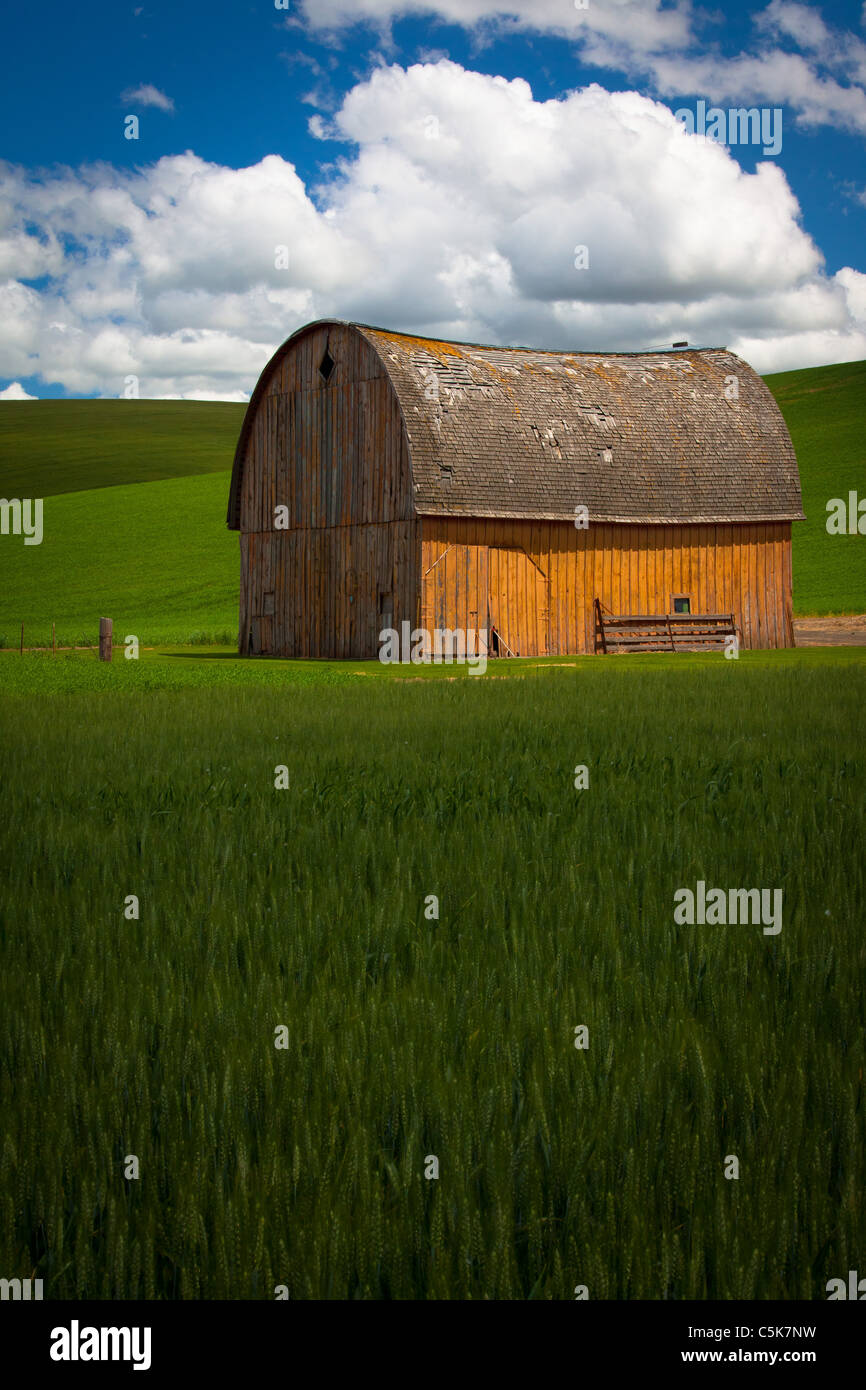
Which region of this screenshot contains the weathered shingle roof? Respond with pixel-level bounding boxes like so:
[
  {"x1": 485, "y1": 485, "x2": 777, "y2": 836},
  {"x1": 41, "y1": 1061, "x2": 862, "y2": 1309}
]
[
  {"x1": 356, "y1": 326, "x2": 804, "y2": 524},
  {"x1": 228, "y1": 320, "x2": 804, "y2": 527}
]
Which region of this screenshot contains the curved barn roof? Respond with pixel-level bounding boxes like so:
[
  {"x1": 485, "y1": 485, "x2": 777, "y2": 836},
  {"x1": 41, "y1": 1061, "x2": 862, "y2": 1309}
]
[{"x1": 228, "y1": 320, "x2": 803, "y2": 527}]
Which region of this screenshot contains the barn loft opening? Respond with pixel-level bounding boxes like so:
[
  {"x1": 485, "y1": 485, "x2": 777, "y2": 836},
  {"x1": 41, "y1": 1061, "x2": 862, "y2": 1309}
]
[{"x1": 319, "y1": 348, "x2": 335, "y2": 383}]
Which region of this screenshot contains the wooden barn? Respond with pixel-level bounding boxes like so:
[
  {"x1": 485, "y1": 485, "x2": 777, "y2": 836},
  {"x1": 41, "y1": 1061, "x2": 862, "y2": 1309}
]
[{"x1": 227, "y1": 320, "x2": 803, "y2": 657}]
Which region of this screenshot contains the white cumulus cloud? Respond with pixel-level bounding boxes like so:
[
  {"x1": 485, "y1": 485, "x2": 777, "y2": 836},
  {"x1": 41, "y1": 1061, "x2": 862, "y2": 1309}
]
[
  {"x1": 291, "y1": 0, "x2": 866, "y2": 135},
  {"x1": 0, "y1": 380, "x2": 37, "y2": 400},
  {"x1": 0, "y1": 60, "x2": 863, "y2": 397}
]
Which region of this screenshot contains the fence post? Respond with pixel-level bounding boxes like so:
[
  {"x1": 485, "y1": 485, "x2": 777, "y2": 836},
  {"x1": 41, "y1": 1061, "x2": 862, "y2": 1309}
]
[{"x1": 99, "y1": 617, "x2": 113, "y2": 662}]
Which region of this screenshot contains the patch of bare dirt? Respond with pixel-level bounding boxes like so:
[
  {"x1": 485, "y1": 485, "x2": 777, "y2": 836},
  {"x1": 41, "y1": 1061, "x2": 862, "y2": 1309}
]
[{"x1": 794, "y1": 616, "x2": 866, "y2": 647}]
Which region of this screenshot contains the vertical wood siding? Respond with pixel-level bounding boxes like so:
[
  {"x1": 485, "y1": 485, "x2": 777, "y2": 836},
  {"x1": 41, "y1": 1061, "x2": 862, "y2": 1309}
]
[
  {"x1": 237, "y1": 323, "x2": 419, "y2": 656},
  {"x1": 240, "y1": 521, "x2": 419, "y2": 658},
  {"x1": 420, "y1": 517, "x2": 794, "y2": 655}
]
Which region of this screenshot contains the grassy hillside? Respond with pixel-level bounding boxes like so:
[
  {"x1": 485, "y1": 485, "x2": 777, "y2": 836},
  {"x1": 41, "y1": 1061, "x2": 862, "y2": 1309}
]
[
  {"x1": 0, "y1": 399, "x2": 244, "y2": 498},
  {"x1": 0, "y1": 472, "x2": 238, "y2": 648},
  {"x1": 0, "y1": 360, "x2": 863, "y2": 642},
  {"x1": 764, "y1": 359, "x2": 866, "y2": 616}
]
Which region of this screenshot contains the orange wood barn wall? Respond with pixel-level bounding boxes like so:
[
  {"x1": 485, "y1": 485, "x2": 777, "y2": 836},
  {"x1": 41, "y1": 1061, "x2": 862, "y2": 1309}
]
[{"x1": 420, "y1": 517, "x2": 794, "y2": 654}]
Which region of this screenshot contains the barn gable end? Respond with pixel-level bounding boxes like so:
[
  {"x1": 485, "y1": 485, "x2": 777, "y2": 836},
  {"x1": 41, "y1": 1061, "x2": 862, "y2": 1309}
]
[{"x1": 229, "y1": 322, "x2": 417, "y2": 658}]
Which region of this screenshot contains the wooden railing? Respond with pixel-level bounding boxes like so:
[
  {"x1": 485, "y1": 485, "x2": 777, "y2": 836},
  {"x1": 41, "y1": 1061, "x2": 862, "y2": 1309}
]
[{"x1": 594, "y1": 599, "x2": 738, "y2": 653}]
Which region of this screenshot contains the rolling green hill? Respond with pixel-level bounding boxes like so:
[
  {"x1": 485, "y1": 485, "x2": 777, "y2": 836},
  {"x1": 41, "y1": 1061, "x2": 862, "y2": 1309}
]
[
  {"x1": 0, "y1": 360, "x2": 863, "y2": 644},
  {"x1": 0, "y1": 471, "x2": 238, "y2": 648},
  {"x1": 0, "y1": 399, "x2": 244, "y2": 498},
  {"x1": 764, "y1": 359, "x2": 866, "y2": 615}
]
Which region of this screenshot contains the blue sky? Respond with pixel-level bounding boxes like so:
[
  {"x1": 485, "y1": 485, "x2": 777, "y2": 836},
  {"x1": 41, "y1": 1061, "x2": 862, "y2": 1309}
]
[{"x1": 1, "y1": 0, "x2": 864, "y2": 398}]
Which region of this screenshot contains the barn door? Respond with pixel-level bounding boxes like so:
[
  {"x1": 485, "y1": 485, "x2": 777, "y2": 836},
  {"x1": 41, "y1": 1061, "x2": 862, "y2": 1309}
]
[
  {"x1": 424, "y1": 541, "x2": 549, "y2": 657},
  {"x1": 426, "y1": 543, "x2": 489, "y2": 654},
  {"x1": 248, "y1": 591, "x2": 275, "y2": 655},
  {"x1": 487, "y1": 546, "x2": 549, "y2": 657}
]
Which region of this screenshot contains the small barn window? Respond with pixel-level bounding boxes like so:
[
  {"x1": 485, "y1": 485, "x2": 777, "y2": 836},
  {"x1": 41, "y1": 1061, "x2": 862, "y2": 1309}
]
[
  {"x1": 378, "y1": 592, "x2": 393, "y2": 625},
  {"x1": 672, "y1": 594, "x2": 691, "y2": 614},
  {"x1": 319, "y1": 348, "x2": 335, "y2": 383},
  {"x1": 263, "y1": 591, "x2": 275, "y2": 616}
]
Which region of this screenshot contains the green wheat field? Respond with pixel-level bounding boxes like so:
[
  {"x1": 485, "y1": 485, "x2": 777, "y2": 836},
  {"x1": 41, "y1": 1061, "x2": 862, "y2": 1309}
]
[{"x1": 1, "y1": 652, "x2": 864, "y2": 1298}]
